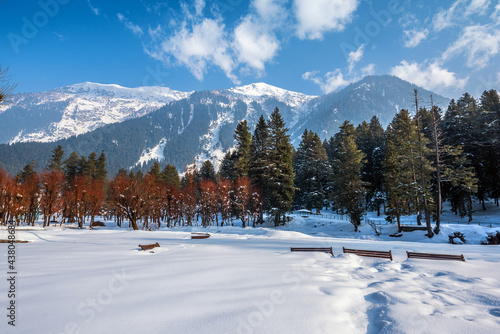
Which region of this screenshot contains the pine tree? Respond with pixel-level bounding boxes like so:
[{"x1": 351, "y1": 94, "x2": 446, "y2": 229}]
[
  {"x1": 355, "y1": 116, "x2": 385, "y2": 214},
  {"x1": 199, "y1": 160, "x2": 216, "y2": 182},
  {"x1": 443, "y1": 146, "x2": 478, "y2": 222},
  {"x1": 479, "y1": 90, "x2": 500, "y2": 206},
  {"x1": 148, "y1": 161, "x2": 162, "y2": 180},
  {"x1": 293, "y1": 129, "x2": 330, "y2": 211},
  {"x1": 161, "y1": 164, "x2": 181, "y2": 190},
  {"x1": 17, "y1": 161, "x2": 37, "y2": 183},
  {"x1": 85, "y1": 152, "x2": 98, "y2": 179},
  {"x1": 95, "y1": 150, "x2": 107, "y2": 181},
  {"x1": 233, "y1": 120, "x2": 252, "y2": 178},
  {"x1": 249, "y1": 115, "x2": 270, "y2": 223},
  {"x1": 47, "y1": 145, "x2": 64, "y2": 172},
  {"x1": 218, "y1": 150, "x2": 237, "y2": 180},
  {"x1": 267, "y1": 108, "x2": 295, "y2": 226},
  {"x1": 330, "y1": 135, "x2": 365, "y2": 231},
  {"x1": 442, "y1": 93, "x2": 486, "y2": 209},
  {"x1": 385, "y1": 109, "x2": 433, "y2": 232},
  {"x1": 324, "y1": 120, "x2": 357, "y2": 163}
]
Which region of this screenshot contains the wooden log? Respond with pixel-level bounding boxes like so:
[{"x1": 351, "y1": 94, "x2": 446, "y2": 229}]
[
  {"x1": 191, "y1": 233, "x2": 210, "y2": 239},
  {"x1": 138, "y1": 242, "x2": 160, "y2": 251}
]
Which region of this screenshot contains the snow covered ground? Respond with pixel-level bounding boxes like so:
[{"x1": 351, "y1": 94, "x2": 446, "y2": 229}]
[{"x1": 1, "y1": 203, "x2": 500, "y2": 333}]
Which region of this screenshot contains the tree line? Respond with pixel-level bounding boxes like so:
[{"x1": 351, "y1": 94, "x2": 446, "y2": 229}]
[
  {"x1": 0, "y1": 89, "x2": 498, "y2": 235},
  {"x1": 283, "y1": 89, "x2": 498, "y2": 237}
]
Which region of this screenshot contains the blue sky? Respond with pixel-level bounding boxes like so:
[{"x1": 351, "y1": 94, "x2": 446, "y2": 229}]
[{"x1": 1, "y1": 0, "x2": 499, "y2": 99}]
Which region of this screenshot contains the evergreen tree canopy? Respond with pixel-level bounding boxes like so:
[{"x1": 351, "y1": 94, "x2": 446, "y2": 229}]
[
  {"x1": 293, "y1": 129, "x2": 330, "y2": 211},
  {"x1": 218, "y1": 150, "x2": 237, "y2": 180},
  {"x1": 266, "y1": 108, "x2": 295, "y2": 225},
  {"x1": 47, "y1": 145, "x2": 64, "y2": 172},
  {"x1": 199, "y1": 160, "x2": 216, "y2": 182},
  {"x1": 233, "y1": 120, "x2": 252, "y2": 178},
  {"x1": 161, "y1": 164, "x2": 181, "y2": 189},
  {"x1": 330, "y1": 134, "x2": 365, "y2": 231}
]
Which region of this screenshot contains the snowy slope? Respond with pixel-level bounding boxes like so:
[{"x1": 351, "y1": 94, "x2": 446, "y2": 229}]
[
  {"x1": 227, "y1": 82, "x2": 316, "y2": 108},
  {"x1": 0, "y1": 82, "x2": 191, "y2": 144},
  {"x1": 1, "y1": 214, "x2": 499, "y2": 334}
]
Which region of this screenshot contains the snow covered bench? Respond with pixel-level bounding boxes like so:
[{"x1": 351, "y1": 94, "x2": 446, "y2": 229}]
[
  {"x1": 290, "y1": 247, "x2": 333, "y2": 256},
  {"x1": 191, "y1": 232, "x2": 210, "y2": 239},
  {"x1": 406, "y1": 251, "x2": 465, "y2": 262},
  {"x1": 343, "y1": 247, "x2": 393, "y2": 261},
  {"x1": 138, "y1": 242, "x2": 160, "y2": 251}
]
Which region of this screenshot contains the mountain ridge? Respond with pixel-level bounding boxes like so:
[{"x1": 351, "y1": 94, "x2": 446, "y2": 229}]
[{"x1": 0, "y1": 75, "x2": 451, "y2": 175}]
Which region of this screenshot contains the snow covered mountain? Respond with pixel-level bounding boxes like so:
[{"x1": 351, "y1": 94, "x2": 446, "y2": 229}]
[
  {"x1": 0, "y1": 82, "x2": 191, "y2": 144},
  {"x1": 0, "y1": 75, "x2": 450, "y2": 175}
]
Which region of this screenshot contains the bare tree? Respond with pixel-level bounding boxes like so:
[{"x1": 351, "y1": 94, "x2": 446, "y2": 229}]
[{"x1": 0, "y1": 66, "x2": 17, "y2": 105}]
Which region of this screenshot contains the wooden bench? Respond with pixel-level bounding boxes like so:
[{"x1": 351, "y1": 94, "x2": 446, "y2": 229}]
[
  {"x1": 290, "y1": 247, "x2": 333, "y2": 256},
  {"x1": 406, "y1": 251, "x2": 465, "y2": 262},
  {"x1": 343, "y1": 247, "x2": 393, "y2": 261},
  {"x1": 138, "y1": 242, "x2": 160, "y2": 251},
  {"x1": 191, "y1": 233, "x2": 210, "y2": 239}
]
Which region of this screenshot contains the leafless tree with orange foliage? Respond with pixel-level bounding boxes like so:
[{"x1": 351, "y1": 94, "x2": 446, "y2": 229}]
[
  {"x1": 217, "y1": 178, "x2": 233, "y2": 226},
  {"x1": 180, "y1": 184, "x2": 197, "y2": 226},
  {"x1": 108, "y1": 175, "x2": 146, "y2": 230},
  {"x1": 0, "y1": 169, "x2": 13, "y2": 225},
  {"x1": 87, "y1": 178, "x2": 105, "y2": 228},
  {"x1": 164, "y1": 184, "x2": 179, "y2": 227},
  {"x1": 198, "y1": 179, "x2": 218, "y2": 227},
  {"x1": 20, "y1": 173, "x2": 41, "y2": 226},
  {"x1": 234, "y1": 177, "x2": 251, "y2": 228},
  {"x1": 40, "y1": 170, "x2": 65, "y2": 227}
]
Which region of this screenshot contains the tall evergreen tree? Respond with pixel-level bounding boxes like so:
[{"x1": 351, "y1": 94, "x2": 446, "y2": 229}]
[
  {"x1": 330, "y1": 135, "x2": 365, "y2": 231},
  {"x1": 249, "y1": 115, "x2": 270, "y2": 224},
  {"x1": 324, "y1": 120, "x2": 357, "y2": 163},
  {"x1": 443, "y1": 146, "x2": 478, "y2": 222},
  {"x1": 161, "y1": 164, "x2": 181, "y2": 189},
  {"x1": 218, "y1": 150, "x2": 237, "y2": 180},
  {"x1": 385, "y1": 109, "x2": 434, "y2": 234},
  {"x1": 267, "y1": 108, "x2": 295, "y2": 226},
  {"x1": 95, "y1": 150, "x2": 107, "y2": 181},
  {"x1": 85, "y1": 152, "x2": 98, "y2": 179},
  {"x1": 233, "y1": 120, "x2": 252, "y2": 178},
  {"x1": 356, "y1": 116, "x2": 385, "y2": 214},
  {"x1": 199, "y1": 160, "x2": 216, "y2": 182},
  {"x1": 47, "y1": 145, "x2": 64, "y2": 172},
  {"x1": 63, "y1": 152, "x2": 82, "y2": 179},
  {"x1": 293, "y1": 129, "x2": 330, "y2": 211},
  {"x1": 479, "y1": 89, "x2": 500, "y2": 206},
  {"x1": 148, "y1": 161, "x2": 162, "y2": 180},
  {"x1": 17, "y1": 161, "x2": 37, "y2": 183}
]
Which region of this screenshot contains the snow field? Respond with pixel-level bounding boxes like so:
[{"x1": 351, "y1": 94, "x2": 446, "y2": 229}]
[{"x1": 2, "y1": 223, "x2": 500, "y2": 334}]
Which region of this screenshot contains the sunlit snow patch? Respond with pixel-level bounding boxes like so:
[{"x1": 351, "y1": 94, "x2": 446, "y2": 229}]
[{"x1": 133, "y1": 137, "x2": 168, "y2": 168}]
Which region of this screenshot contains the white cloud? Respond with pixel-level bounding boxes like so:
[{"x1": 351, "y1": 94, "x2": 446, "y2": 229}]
[
  {"x1": 442, "y1": 24, "x2": 500, "y2": 69},
  {"x1": 361, "y1": 64, "x2": 375, "y2": 76},
  {"x1": 465, "y1": 0, "x2": 491, "y2": 16},
  {"x1": 303, "y1": 69, "x2": 352, "y2": 94},
  {"x1": 433, "y1": 0, "x2": 492, "y2": 31},
  {"x1": 232, "y1": 0, "x2": 285, "y2": 74},
  {"x1": 87, "y1": 0, "x2": 101, "y2": 16},
  {"x1": 347, "y1": 44, "x2": 364, "y2": 74},
  {"x1": 390, "y1": 60, "x2": 468, "y2": 92},
  {"x1": 165, "y1": 18, "x2": 237, "y2": 82},
  {"x1": 433, "y1": 1, "x2": 461, "y2": 31},
  {"x1": 491, "y1": 2, "x2": 500, "y2": 22},
  {"x1": 117, "y1": 13, "x2": 144, "y2": 37},
  {"x1": 403, "y1": 29, "x2": 429, "y2": 48},
  {"x1": 294, "y1": 0, "x2": 359, "y2": 40},
  {"x1": 233, "y1": 17, "x2": 279, "y2": 72}
]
